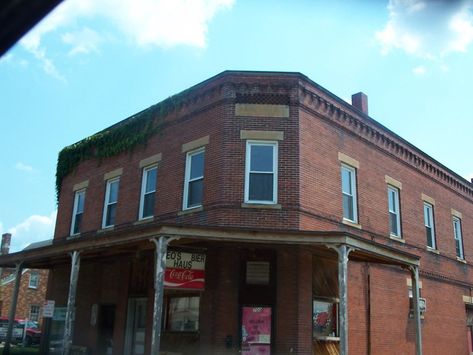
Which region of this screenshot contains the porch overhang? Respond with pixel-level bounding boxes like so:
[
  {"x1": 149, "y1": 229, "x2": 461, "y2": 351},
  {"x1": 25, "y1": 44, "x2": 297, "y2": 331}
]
[{"x1": 0, "y1": 223, "x2": 419, "y2": 269}]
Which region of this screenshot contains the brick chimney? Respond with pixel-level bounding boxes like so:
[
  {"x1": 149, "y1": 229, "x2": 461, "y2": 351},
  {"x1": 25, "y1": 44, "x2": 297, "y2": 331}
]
[
  {"x1": 1, "y1": 233, "x2": 11, "y2": 255},
  {"x1": 352, "y1": 92, "x2": 368, "y2": 115}
]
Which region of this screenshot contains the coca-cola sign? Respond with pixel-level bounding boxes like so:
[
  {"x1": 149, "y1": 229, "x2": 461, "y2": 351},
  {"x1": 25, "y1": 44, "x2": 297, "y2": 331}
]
[{"x1": 164, "y1": 250, "x2": 206, "y2": 290}]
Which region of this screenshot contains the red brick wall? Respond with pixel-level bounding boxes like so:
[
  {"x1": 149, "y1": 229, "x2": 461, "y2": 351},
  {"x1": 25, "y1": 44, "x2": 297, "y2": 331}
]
[
  {"x1": 0, "y1": 269, "x2": 48, "y2": 324},
  {"x1": 50, "y1": 72, "x2": 473, "y2": 354}
]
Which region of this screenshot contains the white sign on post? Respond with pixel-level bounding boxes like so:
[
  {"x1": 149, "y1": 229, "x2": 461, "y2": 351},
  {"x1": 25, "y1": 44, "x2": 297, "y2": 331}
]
[{"x1": 43, "y1": 300, "x2": 55, "y2": 318}]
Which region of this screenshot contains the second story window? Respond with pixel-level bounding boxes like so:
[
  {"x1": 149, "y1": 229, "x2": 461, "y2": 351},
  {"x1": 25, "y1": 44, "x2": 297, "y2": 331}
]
[
  {"x1": 388, "y1": 186, "x2": 401, "y2": 237},
  {"x1": 70, "y1": 189, "x2": 85, "y2": 236},
  {"x1": 183, "y1": 148, "x2": 205, "y2": 210},
  {"x1": 139, "y1": 165, "x2": 158, "y2": 219},
  {"x1": 103, "y1": 177, "x2": 120, "y2": 228},
  {"x1": 423, "y1": 202, "x2": 436, "y2": 249},
  {"x1": 245, "y1": 141, "x2": 278, "y2": 204},
  {"x1": 453, "y1": 216, "x2": 464, "y2": 259},
  {"x1": 29, "y1": 272, "x2": 39, "y2": 289},
  {"x1": 341, "y1": 164, "x2": 358, "y2": 223}
]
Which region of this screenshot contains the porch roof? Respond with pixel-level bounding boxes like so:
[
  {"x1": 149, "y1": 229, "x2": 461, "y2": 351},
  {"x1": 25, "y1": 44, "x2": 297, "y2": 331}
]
[
  {"x1": 0, "y1": 223, "x2": 420, "y2": 269},
  {"x1": 0, "y1": 224, "x2": 420, "y2": 269}
]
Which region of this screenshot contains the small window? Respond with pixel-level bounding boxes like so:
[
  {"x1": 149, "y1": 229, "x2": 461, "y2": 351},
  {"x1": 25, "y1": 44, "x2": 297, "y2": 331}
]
[
  {"x1": 29, "y1": 305, "x2": 40, "y2": 322},
  {"x1": 245, "y1": 141, "x2": 278, "y2": 204},
  {"x1": 102, "y1": 177, "x2": 120, "y2": 228},
  {"x1": 29, "y1": 272, "x2": 39, "y2": 289},
  {"x1": 424, "y1": 202, "x2": 436, "y2": 249},
  {"x1": 387, "y1": 186, "x2": 401, "y2": 237},
  {"x1": 313, "y1": 298, "x2": 339, "y2": 339},
  {"x1": 139, "y1": 165, "x2": 158, "y2": 219},
  {"x1": 341, "y1": 164, "x2": 358, "y2": 223},
  {"x1": 453, "y1": 216, "x2": 464, "y2": 259},
  {"x1": 70, "y1": 189, "x2": 85, "y2": 236},
  {"x1": 183, "y1": 149, "x2": 205, "y2": 210},
  {"x1": 166, "y1": 296, "x2": 200, "y2": 332}
]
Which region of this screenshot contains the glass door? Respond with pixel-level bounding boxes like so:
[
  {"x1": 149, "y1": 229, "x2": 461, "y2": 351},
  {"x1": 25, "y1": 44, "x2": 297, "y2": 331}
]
[{"x1": 124, "y1": 298, "x2": 147, "y2": 355}]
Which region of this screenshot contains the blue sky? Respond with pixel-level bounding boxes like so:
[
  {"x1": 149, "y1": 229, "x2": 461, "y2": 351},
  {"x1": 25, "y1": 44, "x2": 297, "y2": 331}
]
[{"x1": 1, "y1": 0, "x2": 473, "y2": 252}]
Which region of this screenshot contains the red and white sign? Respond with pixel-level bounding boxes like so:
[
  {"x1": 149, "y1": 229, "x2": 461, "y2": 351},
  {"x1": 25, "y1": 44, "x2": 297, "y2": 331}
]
[{"x1": 164, "y1": 250, "x2": 206, "y2": 290}]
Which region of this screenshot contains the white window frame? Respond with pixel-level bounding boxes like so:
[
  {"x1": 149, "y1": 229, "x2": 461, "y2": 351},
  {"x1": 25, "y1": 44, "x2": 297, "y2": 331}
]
[
  {"x1": 341, "y1": 164, "x2": 358, "y2": 223},
  {"x1": 28, "y1": 272, "x2": 39, "y2": 289},
  {"x1": 139, "y1": 165, "x2": 158, "y2": 220},
  {"x1": 102, "y1": 177, "x2": 120, "y2": 228},
  {"x1": 453, "y1": 216, "x2": 464, "y2": 259},
  {"x1": 70, "y1": 189, "x2": 86, "y2": 236},
  {"x1": 29, "y1": 305, "x2": 40, "y2": 322},
  {"x1": 244, "y1": 140, "x2": 278, "y2": 204},
  {"x1": 424, "y1": 202, "x2": 436, "y2": 249},
  {"x1": 183, "y1": 148, "x2": 205, "y2": 210},
  {"x1": 387, "y1": 185, "x2": 401, "y2": 237}
]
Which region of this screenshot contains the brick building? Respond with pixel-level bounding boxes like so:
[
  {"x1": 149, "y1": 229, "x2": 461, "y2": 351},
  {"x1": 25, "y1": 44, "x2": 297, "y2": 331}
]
[
  {"x1": 0, "y1": 233, "x2": 48, "y2": 324},
  {"x1": 0, "y1": 71, "x2": 471, "y2": 355}
]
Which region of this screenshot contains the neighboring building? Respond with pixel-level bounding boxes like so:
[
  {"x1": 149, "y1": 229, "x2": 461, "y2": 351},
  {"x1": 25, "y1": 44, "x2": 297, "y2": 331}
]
[
  {"x1": 0, "y1": 71, "x2": 472, "y2": 355},
  {"x1": 0, "y1": 233, "x2": 48, "y2": 324}
]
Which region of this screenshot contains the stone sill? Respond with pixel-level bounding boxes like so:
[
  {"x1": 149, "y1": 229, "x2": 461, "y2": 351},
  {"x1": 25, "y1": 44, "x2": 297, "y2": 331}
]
[
  {"x1": 241, "y1": 203, "x2": 282, "y2": 210},
  {"x1": 178, "y1": 206, "x2": 203, "y2": 216},
  {"x1": 426, "y1": 246, "x2": 440, "y2": 255},
  {"x1": 134, "y1": 217, "x2": 154, "y2": 225},
  {"x1": 389, "y1": 235, "x2": 405, "y2": 243},
  {"x1": 342, "y1": 218, "x2": 361, "y2": 229}
]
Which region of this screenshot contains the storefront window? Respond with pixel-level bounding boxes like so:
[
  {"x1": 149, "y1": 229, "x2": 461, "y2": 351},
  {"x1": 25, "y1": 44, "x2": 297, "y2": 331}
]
[
  {"x1": 313, "y1": 299, "x2": 338, "y2": 339},
  {"x1": 167, "y1": 296, "x2": 200, "y2": 332}
]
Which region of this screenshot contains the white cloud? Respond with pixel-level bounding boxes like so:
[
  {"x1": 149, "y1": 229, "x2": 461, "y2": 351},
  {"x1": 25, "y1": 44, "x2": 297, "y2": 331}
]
[
  {"x1": 15, "y1": 162, "x2": 36, "y2": 173},
  {"x1": 62, "y1": 27, "x2": 104, "y2": 56},
  {"x1": 412, "y1": 65, "x2": 426, "y2": 75},
  {"x1": 6, "y1": 211, "x2": 57, "y2": 252},
  {"x1": 19, "y1": 0, "x2": 234, "y2": 79},
  {"x1": 376, "y1": 0, "x2": 473, "y2": 59}
]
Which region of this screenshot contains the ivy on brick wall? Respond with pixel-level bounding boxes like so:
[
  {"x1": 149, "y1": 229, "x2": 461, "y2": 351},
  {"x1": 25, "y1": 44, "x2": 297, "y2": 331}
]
[{"x1": 55, "y1": 90, "x2": 190, "y2": 201}]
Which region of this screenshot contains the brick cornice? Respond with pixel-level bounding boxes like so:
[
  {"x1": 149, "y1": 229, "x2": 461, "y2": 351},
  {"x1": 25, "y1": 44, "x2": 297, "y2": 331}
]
[{"x1": 296, "y1": 83, "x2": 473, "y2": 201}]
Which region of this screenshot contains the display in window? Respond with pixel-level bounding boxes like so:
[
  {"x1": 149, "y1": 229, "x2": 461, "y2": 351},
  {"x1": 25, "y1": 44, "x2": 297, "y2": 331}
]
[
  {"x1": 241, "y1": 306, "x2": 271, "y2": 355},
  {"x1": 313, "y1": 300, "x2": 338, "y2": 338}
]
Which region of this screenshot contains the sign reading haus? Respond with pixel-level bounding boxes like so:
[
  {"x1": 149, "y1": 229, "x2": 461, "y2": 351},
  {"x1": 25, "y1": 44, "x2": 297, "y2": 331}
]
[{"x1": 164, "y1": 250, "x2": 206, "y2": 290}]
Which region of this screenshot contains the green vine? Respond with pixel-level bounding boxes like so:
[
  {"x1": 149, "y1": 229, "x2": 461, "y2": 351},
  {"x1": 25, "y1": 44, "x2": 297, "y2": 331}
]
[{"x1": 55, "y1": 89, "x2": 191, "y2": 201}]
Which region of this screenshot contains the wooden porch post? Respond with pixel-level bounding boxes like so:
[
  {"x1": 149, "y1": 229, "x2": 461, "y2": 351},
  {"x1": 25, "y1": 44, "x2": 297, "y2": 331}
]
[
  {"x1": 337, "y1": 245, "x2": 352, "y2": 355},
  {"x1": 150, "y1": 236, "x2": 169, "y2": 355},
  {"x1": 63, "y1": 251, "x2": 80, "y2": 355},
  {"x1": 4, "y1": 262, "x2": 23, "y2": 355},
  {"x1": 409, "y1": 265, "x2": 423, "y2": 355}
]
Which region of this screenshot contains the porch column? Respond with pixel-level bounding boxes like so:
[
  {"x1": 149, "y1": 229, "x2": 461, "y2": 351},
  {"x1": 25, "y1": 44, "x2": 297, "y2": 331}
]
[
  {"x1": 337, "y1": 245, "x2": 352, "y2": 355},
  {"x1": 4, "y1": 262, "x2": 23, "y2": 355},
  {"x1": 150, "y1": 236, "x2": 169, "y2": 355},
  {"x1": 409, "y1": 265, "x2": 423, "y2": 355},
  {"x1": 63, "y1": 251, "x2": 81, "y2": 355}
]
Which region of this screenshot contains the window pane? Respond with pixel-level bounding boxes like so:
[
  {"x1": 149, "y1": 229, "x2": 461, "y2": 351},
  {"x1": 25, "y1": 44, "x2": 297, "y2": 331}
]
[
  {"x1": 424, "y1": 205, "x2": 431, "y2": 227},
  {"x1": 249, "y1": 173, "x2": 273, "y2": 201},
  {"x1": 188, "y1": 179, "x2": 203, "y2": 207},
  {"x1": 168, "y1": 297, "x2": 200, "y2": 332},
  {"x1": 73, "y1": 213, "x2": 82, "y2": 234},
  {"x1": 106, "y1": 203, "x2": 117, "y2": 226},
  {"x1": 426, "y1": 226, "x2": 433, "y2": 247},
  {"x1": 250, "y1": 145, "x2": 273, "y2": 172},
  {"x1": 77, "y1": 192, "x2": 85, "y2": 213},
  {"x1": 456, "y1": 239, "x2": 462, "y2": 257},
  {"x1": 145, "y1": 167, "x2": 157, "y2": 193},
  {"x1": 190, "y1": 152, "x2": 204, "y2": 179},
  {"x1": 343, "y1": 194, "x2": 354, "y2": 220},
  {"x1": 142, "y1": 193, "x2": 155, "y2": 218},
  {"x1": 109, "y1": 180, "x2": 119, "y2": 203},
  {"x1": 389, "y1": 212, "x2": 398, "y2": 235},
  {"x1": 341, "y1": 168, "x2": 352, "y2": 195}
]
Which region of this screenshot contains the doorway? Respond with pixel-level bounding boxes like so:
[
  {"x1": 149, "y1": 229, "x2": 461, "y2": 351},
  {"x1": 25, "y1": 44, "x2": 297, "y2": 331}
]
[
  {"x1": 97, "y1": 304, "x2": 116, "y2": 355},
  {"x1": 124, "y1": 298, "x2": 147, "y2": 355}
]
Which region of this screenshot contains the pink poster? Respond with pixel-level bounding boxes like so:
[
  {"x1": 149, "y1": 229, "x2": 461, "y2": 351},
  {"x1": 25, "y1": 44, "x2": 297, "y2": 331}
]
[{"x1": 241, "y1": 307, "x2": 271, "y2": 355}]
